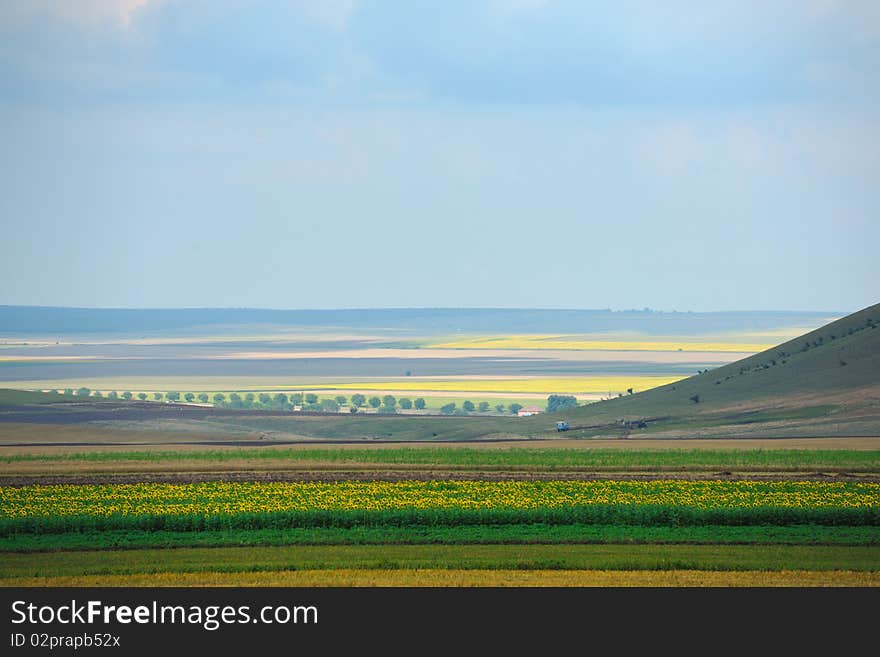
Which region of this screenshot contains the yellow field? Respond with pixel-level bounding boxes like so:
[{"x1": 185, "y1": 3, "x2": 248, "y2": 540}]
[
  {"x1": 3, "y1": 569, "x2": 877, "y2": 587},
  {"x1": 428, "y1": 335, "x2": 774, "y2": 352},
  {"x1": 311, "y1": 376, "x2": 684, "y2": 395},
  {"x1": 5, "y1": 480, "x2": 875, "y2": 519},
  {"x1": 0, "y1": 374, "x2": 682, "y2": 396}
]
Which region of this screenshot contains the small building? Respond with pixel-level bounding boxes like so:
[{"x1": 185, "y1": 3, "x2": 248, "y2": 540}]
[{"x1": 517, "y1": 405, "x2": 544, "y2": 417}]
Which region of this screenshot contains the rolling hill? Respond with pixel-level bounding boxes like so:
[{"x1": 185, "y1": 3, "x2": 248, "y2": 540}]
[{"x1": 526, "y1": 302, "x2": 880, "y2": 438}]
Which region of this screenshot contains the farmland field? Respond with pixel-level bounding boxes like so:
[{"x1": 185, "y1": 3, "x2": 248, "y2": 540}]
[
  {"x1": 1, "y1": 306, "x2": 878, "y2": 587},
  {"x1": 2, "y1": 463, "x2": 878, "y2": 586},
  {"x1": 0, "y1": 308, "x2": 821, "y2": 407}
]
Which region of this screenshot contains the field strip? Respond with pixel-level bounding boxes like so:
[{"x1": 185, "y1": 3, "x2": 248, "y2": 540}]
[
  {"x1": 2, "y1": 569, "x2": 877, "y2": 587},
  {"x1": 2, "y1": 437, "x2": 877, "y2": 455},
  {"x1": 3, "y1": 524, "x2": 877, "y2": 552},
  {"x1": 2, "y1": 545, "x2": 878, "y2": 579},
  {"x1": 426, "y1": 336, "x2": 776, "y2": 352},
  {"x1": 296, "y1": 376, "x2": 685, "y2": 394},
  {"x1": 0, "y1": 375, "x2": 686, "y2": 395},
  {"x1": 4, "y1": 448, "x2": 877, "y2": 481},
  {"x1": 5, "y1": 471, "x2": 880, "y2": 486},
  {"x1": 213, "y1": 348, "x2": 746, "y2": 363}
]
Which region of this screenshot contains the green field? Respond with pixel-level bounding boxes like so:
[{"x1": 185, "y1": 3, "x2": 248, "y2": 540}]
[
  {"x1": 2, "y1": 544, "x2": 877, "y2": 580},
  {"x1": 3, "y1": 469, "x2": 878, "y2": 585},
  {"x1": 7, "y1": 447, "x2": 878, "y2": 471},
  {"x1": 3, "y1": 524, "x2": 877, "y2": 553}
]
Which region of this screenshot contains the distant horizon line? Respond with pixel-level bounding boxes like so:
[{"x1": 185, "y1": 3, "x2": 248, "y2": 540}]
[{"x1": 0, "y1": 304, "x2": 847, "y2": 315}]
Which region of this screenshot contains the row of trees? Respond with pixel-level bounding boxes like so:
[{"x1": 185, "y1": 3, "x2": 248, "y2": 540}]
[
  {"x1": 208, "y1": 392, "x2": 430, "y2": 413},
  {"x1": 61, "y1": 388, "x2": 581, "y2": 415},
  {"x1": 439, "y1": 401, "x2": 524, "y2": 416}
]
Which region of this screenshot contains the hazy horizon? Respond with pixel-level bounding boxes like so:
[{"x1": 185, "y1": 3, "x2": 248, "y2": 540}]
[
  {"x1": 0, "y1": 302, "x2": 850, "y2": 313},
  {"x1": 2, "y1": 2, "x2": 877, "y2": 312}
]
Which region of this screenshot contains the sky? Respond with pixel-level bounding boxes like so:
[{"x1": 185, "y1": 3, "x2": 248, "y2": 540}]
[{"x1": 0, "y1": 1, "x2": 878, "y2": 312}]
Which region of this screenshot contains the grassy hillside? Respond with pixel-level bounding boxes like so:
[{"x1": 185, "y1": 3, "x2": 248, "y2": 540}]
[{"x1": 525, "y1": 302, "x2": 880, "y2": 437}]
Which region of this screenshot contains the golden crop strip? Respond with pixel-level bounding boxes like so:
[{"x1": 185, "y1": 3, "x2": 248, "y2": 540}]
[
  {"x1": 427, "y1": 335, "x2": 773, "y2": 352},
  {"x1": 2, "y1": 480, "x2": 877, "y2": 518},
  {"x1": 300, "y1": 376, "x2": 685, "y2": 394}
]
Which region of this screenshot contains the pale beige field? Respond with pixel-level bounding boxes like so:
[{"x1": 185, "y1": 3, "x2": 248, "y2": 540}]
[
  {"x1": 427, "y1": 335, "x2": 781, "y2": 352},
  {"x1": 210, "y1": 348, "x2": 749, "y2": 363},
  {"x1": 3, "y1": 569, "x2": 876, "y2": 587}
]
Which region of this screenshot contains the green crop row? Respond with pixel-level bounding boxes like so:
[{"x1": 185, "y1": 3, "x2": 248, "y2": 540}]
[
  {"x1": 2, "y1": 523, "x2": 878, "y2": 553},
  {"x1": 3, "y1": 505, "x2": 879, "y2": 537},
  {"x1": 6, "y1": 448, "x2": 878, "y2": 470},
  {"x1": 4, "y1": 544, "x2": 880, "y2": 580}
]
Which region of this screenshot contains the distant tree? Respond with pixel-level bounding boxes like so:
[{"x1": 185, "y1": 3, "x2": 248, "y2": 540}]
[
  {"x1": 64, "y1": 388, "x2": 74, "y2": 396},
  {"x1": 382, "y1": 395, "x2": 397, "y2": 408},
  {"x1": 627, "y1": 388, "x2": 634, "y2": 395},
  {"x1": 137, "y1": 392, "x2": 148, "y2": 401},
  {"x1": 76, "y1": 387, "x2": 91, "y2": 397},
  {"x1": 351, "y1": 394, "x2": 366, "y2": 408},
  {"x1": 273, "y1": 393, "x2": 289, "y2": 407},
  {"x1": 690, "y1": 394, "x2": 700, "y2": 404},
  {"x1": 478, "y1": 402, "x2": 490, "y2": 413},
  {"x1": 184, "y1": 392, "x2": 194, "y2": 402},
  {"x1": 378, "y1": 405, "x2": 397, "y2": 414},
  {"x1": 213, "y1": 393, "x2": 226, "y2": 404},
  {"x1": 495, "y1": 404, "x2": 506, "y2": 413},
  {"x1": 369, "y1": 396, "x2": 382, "y2": 409},
  {"x1": 244, "y1": 393, "x2": 255, "y2": 403},
  {"x1": 165, "y1": 391, "x2": 180, "y2": 402},
  {"x1": 462, "y1": 400, "x2": 475, "y2": 412},
  {"x1": 122, "y1": 391, "x2": 133, "y2": 400},
  {"x1": 399, "y1": 397, "x2": 413, "y2": 410},
  {"x1": 305, "y1": 393, "x2": 318, "y2": 405},
  {"x1": 414, "y1": 398, "x2": 426, "y2": 410},
  {"x1": 290, "y1": 393, "x2": 303, "y2": 406},
  {"x1": 440, "y1": 402, "x2": 456, "y2": 415},
  {"x1": 93, "y1": 390, "x2": 103, "y2": 398},
  {"x1": 509, "y1": 403, "x2": 523, "y2": 415},
  {"x1": 258, "y1": 393, "x2": 271, "y2": 405},
  {"x1": 546, "y1": 395, "x2": 578, "y2": 413},
  {"x1": 107, "y1": 391, "x2": 118, "y2": 399},
  {"x1": 335, "y1": 395, "x2": 347, "y2": 406},
  {"x1": 198, "y1": 393, "x2": 209, "y2": 403},
  {"x1": 349, "y1": 406, "x2": 358, "y2": 413},
  {"x1": 230, "y1": 393, "x2": 242, "y2": 402},
  {"x1": 153, "y1": 393, "x2": 162, "y2": 401},
  {"x1": 320, "y1": 398, "x2": 340, "y2": 413}
]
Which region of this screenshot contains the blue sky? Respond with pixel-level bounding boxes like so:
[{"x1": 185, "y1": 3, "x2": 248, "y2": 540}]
[{"x1": 1, "y1": 1, "x2": 877, "y2": 311}]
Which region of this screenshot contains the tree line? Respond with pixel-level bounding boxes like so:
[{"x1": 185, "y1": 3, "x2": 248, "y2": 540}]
[{"x1": 61, "y1": 388, "x2": 582, "y2": 415}]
